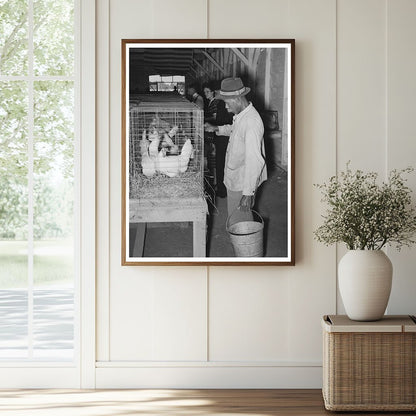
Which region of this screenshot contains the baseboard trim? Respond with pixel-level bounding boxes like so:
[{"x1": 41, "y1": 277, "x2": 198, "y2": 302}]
[
  {"x1": 96, "y1": 365, "x2": 323, "y2": 388},
  {"x1": 96, "y1": 360, "x2": 321, "y2": 368}
]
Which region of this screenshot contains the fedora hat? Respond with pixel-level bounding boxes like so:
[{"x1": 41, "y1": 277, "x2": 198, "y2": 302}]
[{"x1": 218, "y1": 77, "x2": 250, "y2": 99}]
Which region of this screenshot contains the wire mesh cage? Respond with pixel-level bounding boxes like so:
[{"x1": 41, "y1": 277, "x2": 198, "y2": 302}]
[{"x1": 129, "y1": 94, "x2": 204, "y2": 200}]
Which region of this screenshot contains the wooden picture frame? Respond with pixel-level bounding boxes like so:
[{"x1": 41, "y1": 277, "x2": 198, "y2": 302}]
[{"x1": 122, "y1": 39, "x2": 295, "y2": 265}]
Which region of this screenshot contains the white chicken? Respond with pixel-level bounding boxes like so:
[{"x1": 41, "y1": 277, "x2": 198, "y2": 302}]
[
  {"x1": 139, "y1": 129, "x2": 149, "y2": 156},
  {"x1": 168, "y1": 125, "x2": 179, "y2": 137},
  {"x1": 161, "y1": 133, "x2": 179, "y2": 155},
  {"x1": 156, "y1": 139, "x2": 194, "y2": 177},
  {"x1": 148, "y1": 130, "x2": 160, "y2": 158},
  {"x1": 179, "y1": 139, "x2": 193, "y2": 172},
  {"x1": 140, "y1": 124, "x2": 193, "y2": 178},
  {"x1": 156, "y1": 148, "x2": 178, "y2": 177},
  {"x1": 139, "y1": 129, "x2": 156, "y2": 177},
  {"x1": 148, "y1": 129, "x2": 159, "y2": 142},
  {"x1": 141, "y1": 151, "x2": 156, "y2": 177},
  {"x1": 162, "y1": 133, "x2": 175, "y2": 148}
]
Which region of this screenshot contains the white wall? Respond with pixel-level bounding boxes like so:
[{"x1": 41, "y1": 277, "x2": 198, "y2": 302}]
[{"x1": 95, "y1": 0, "x2": 416, "y2": 388}]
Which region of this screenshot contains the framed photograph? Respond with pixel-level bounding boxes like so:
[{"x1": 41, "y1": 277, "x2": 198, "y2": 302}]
[{"x1": 122, "y1": 39, "x2": 295, "y2": 265}]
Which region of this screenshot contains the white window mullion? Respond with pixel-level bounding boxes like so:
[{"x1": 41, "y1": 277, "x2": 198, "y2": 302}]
[
  {"x1": 79, "y1": 0, "x2": 96, "y2": 387},
  {"x1": 27, "y1": 0, "x2": 34, "y2": 360},
  {"x1": 73, "y1": 0, "x2": 81, "y2": 370}
]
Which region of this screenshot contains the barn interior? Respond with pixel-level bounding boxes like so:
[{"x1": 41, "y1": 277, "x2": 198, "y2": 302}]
[{"x1": 128, "y1": 46, "x2": 289, "y2": 258}]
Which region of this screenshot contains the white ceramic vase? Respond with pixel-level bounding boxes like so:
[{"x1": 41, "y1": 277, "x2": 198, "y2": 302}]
[{"x1": 338, "y1": 250, "x2": 393, "y2": 321}]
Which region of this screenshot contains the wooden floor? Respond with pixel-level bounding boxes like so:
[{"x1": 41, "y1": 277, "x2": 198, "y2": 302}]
[{"x1": 0, "y1": 389, "x2": 413, "y2": 415}]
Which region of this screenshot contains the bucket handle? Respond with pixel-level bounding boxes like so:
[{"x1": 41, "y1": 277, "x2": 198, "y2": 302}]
[{"x1": 226, "y1": 208, "x2": 263, "y2": 232}]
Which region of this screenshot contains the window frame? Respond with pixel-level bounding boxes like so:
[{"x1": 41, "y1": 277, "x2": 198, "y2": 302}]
[{"x1": 0, "y1": 0, "x2": 96, "y2": 388}]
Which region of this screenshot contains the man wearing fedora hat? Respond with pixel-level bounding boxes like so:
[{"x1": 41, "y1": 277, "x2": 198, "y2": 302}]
[{"x1": 205, "y1": 77, "x2": 267, "y2": 221}]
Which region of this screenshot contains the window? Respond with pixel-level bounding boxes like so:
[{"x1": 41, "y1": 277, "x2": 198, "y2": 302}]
[
  {"x1": 0, "y1": 0, "x2": 77, "y2": 361},
  {"x1": 148, "y1": 74, "x2": 185, "y2": 94}
]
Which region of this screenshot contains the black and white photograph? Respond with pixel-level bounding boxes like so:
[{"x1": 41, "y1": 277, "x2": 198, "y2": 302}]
[{"x1": 122, "y1": 40, "x2": 295, "y2": 265}]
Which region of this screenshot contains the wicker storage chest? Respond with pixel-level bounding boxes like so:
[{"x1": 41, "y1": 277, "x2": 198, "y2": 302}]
[{"x1": 322, "y1": 315, "x2": 416, "y2": 411}]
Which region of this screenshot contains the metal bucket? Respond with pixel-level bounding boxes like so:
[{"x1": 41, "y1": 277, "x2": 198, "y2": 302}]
[{"x1": 226, "y1": 210, "x2": 264, "y2": 257}]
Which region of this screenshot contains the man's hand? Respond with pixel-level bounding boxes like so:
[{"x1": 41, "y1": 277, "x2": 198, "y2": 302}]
[
  {"x1": 204, "y1": 122, "x2": 218, "y2": 133},
  {"x1": 239, "y1": 195, "x2": 254, "y2": 212}
]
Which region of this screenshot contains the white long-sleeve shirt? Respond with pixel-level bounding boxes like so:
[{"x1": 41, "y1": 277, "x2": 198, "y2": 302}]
[{"x1": 217, "y1": 103, "x2": 267, "y2": 195}]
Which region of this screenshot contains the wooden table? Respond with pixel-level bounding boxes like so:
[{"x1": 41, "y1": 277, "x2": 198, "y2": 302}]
[{"x1": 129, "y1": 196, "x2": 208, "y2": 257}]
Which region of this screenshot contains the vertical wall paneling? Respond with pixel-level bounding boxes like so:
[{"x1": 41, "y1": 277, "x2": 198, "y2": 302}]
[
  {"x1": 209, "y1": 0, "x2": 337, "y2": 367},
  {"x1": 94, "y1": 0, "x2": 416, "y2": 388},
  {"x1": 208, "y1": 267, "x2": 291, "y2": 362},
  {"x1": 285, "y1": 0, "x2": 337, "y2": 362},
  {"x1": 109, "y1": 269, "x2": 208, "y2": 361},
  {"x1": 151, "y1": 272, "x2": 207, "y2": 361},
  {"x1": 336, "y1": 0, "x2": 387, "y2": 172},
  {"x1": 209, "y1": 0, "x2": 290, "y2": 38},
  {"x1": 385, "y1": 0, "x2": 416, "y2": 314},
  {"x1": 105, "y1": 0, "x2": 208, "y2": 363},
  {"x1": 336, "y1": 0, "x2": 387, "y2": 314}
]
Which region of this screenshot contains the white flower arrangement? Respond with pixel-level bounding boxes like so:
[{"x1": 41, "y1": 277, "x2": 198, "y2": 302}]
[{"x1": 314, "y1": 164, "x2": 416, "y2": 250}]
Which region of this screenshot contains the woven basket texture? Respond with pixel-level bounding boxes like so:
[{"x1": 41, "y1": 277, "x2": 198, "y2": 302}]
[{"x1": 323, "y1": 330, "x2": 416, "y2": 411}]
